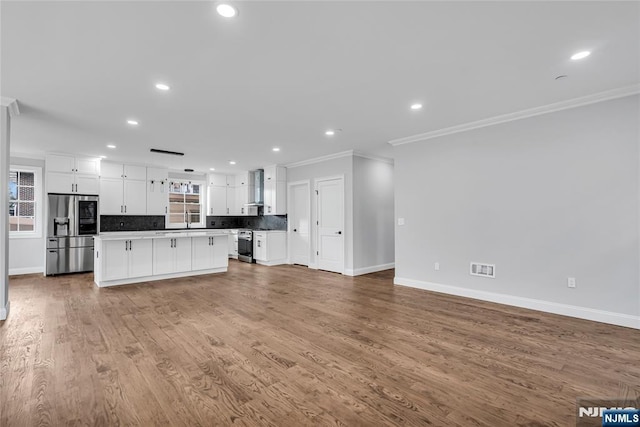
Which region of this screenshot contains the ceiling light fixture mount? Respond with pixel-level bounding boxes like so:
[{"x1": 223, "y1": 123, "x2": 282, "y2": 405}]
[
  {"x1": 107, "y1": 144, "x2": 116, "y2": 149},
  {"x1": 410, "y1": 103, "x2": 423, "y2": 110},
  {"x1": 127, "y1": 119, "x2": 139, "y2": 126},
  {"x1": 217, "y1": 4, "x2": 237, "y2": 18},
  {"x1": 272, "y1": 147, "x2": 280, "y2": 152},
  {"x1": 325, "y1": 130, "x2": 335, "y2": 136},
  {"x1": 155, "y1": 83, "x2": 170, "y2": 91},
  {"x1": 229, "y1": 160, "x2": 236, "y2": 165},
  {"x1": 571, "y1": 50, "x2": 591, "y2": 60}
]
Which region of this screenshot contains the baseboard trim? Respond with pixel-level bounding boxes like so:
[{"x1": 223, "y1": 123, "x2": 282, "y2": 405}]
[
  {"x1": 9, "y1": 266, "x2": 44, "y2": 276},
  {"x1": 255, "y1": 259, "x2": 288, "y2": 267},
  {"x1": 95, "y1": 267, "x2": 227, "y2": 288},
  {"x1": 394, "y1": 277, "x2": 640, "y2": 330},
  {"x1": 0, "y1": 301, "x2": 9, "y2": 320},
  {"x1": 344, "y1": 263, "x2": 395, "y2": 277}
]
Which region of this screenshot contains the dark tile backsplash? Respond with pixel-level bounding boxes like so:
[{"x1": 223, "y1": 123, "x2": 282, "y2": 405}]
[
  {"x1": 101, "y1": 215, "x2": 165, "y2": 232},
  {"x1": 100, "y1": 215, "x2": 286, "y2": 232},
  {"x1": 207, "y1": 215, "x2": 287, "y2": 231}
]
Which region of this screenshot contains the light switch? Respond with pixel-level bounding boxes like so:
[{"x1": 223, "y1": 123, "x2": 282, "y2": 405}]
[{"x1": 398, "y1": 218, "x2": 405, "y2": 226}]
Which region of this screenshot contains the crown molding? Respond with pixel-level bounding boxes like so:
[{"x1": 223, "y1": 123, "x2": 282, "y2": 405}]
[
  {"x1": 0, "y1": 97, "x2": 20, "y2": 117},
  {"x1": 352, "y1": 151, "x2": 394, "y2": 165},
  {"x1": 285, "y1": 150, "x2": 355, "y2": 168},
  {"x1": 389, "y1": 84, "x2": 640, "y2": 147}
]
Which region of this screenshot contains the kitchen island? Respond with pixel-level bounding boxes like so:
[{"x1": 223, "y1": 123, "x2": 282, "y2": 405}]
[{"x1": 94, "y1": 230, "x2": 229, "y2": 287}]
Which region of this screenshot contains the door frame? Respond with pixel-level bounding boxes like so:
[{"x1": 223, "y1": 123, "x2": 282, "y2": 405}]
[
  {"x1": 287, "y1": 179, "x2": 311, "y2": 266},
  {"x1": 314, "y1": 175, "x2": 345, "y2": 274}
]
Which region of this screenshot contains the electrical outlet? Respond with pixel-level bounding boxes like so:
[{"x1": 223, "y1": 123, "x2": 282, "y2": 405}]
[
  {"x1": 434, "y1": 262, "x2": 440, "y2": 271},
  {"x1": 398, "y1": 218, "x2": 405, "y2": 226},
  {"x1": 568, "y1": 277, "x2": 576, "y2": 288}
]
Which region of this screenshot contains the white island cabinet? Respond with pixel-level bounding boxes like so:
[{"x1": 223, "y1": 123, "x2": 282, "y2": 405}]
[
  {"x1": 153, "y1": 236, "x2": 192, "y2": 275},
  {"x1": 100, "y1": 239, "x2": 153, "y2": 281},
  {"x1": 94, "y1": 231, "x2": 228, "y2": 287},
  {"x1": 192, "y1": 235, "x2": 228, "y2": 270}
]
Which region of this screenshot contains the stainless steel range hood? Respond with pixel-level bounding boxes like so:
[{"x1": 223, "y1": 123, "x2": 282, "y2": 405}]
[{"x1": 246, "y1": 169, "x2": 264, "y2": 206}]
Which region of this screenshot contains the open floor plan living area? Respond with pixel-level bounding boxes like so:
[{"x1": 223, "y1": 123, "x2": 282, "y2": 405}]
[{"x1": 1, "y1": 1, "x2": 639, "y2": 426}]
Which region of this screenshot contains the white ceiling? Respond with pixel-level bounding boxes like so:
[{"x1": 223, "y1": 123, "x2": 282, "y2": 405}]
[{"x1": 2, "y1": 1, "x2": 639, "y2": 174}]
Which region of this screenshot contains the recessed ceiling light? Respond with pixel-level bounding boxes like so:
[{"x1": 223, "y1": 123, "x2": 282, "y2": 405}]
[
  {"x1": 272, "y1": 147, "x2": 280, "y2": 152},
  {"x1": 217, "y1": 4, "x2": 237, "y2": 18},
  {"x1": 155, "y1": 83, "x2": 170, "y2": 91},
  {"x1": 99, "y1": 155, "x2": 107, "y2": 159},
  {"x1": 127, "y1": 119, "x2": 138, "y2": 126},
  {"x1": 410, "y1": 103, "x2": 423, "y2": 110},
  {"x1": 571, "y1": 51, "x2": 591, "y2": 60},
  {"x1": 325, "y1": 130, "x2": 335, "y2": 136},
  {"x1": 209, "y1": 167, "x2": 216, "y2": 171},
  {"x1": 107, "y1": 144, "x2": 116, "y2": 149},
  {"x1": 229, "y1": 161, "x2": 236, "y2": 165}
]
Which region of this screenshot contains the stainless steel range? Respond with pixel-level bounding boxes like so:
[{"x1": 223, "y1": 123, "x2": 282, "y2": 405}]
[
  {"x1": 237, "y1": 229, "x2": 253, "y2": 263},
  {"x1": 46, "y1": 194, "x2": 99, "y2": 275}
]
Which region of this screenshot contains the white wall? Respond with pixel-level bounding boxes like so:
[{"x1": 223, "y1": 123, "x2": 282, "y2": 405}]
[
  {"x1": 352, "y1": 155, "x2": 395, "y2": 274},
  {"x1": 9, "y1": 156, "x2": 45, "y2": 275},
  {"x1": 287, "y1": 155, "x2": 354, "y2": 271},
  {"x1": 1, "y1": 107, "x2": 11, "y2": 319},
  {"x1": 394, "y1": 95, "x2": 640, "y2": 328}
]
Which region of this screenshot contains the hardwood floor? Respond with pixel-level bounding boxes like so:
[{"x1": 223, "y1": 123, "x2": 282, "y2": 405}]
[{"x1": 1, "y1": 261, "x2": 638, "y2": 426}]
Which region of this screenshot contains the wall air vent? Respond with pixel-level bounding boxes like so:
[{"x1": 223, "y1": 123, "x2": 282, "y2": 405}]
[
  {"x1": 150, "y1": 148, "x2": 184, "y2": 156},
  {"x1": 470, "y1": 262, "x2": 495, "y2": 278}
]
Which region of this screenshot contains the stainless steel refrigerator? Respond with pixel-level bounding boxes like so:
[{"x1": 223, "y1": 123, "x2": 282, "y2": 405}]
[{"x1": 46, "y1": 194, "x2": 99, "y2": 275}]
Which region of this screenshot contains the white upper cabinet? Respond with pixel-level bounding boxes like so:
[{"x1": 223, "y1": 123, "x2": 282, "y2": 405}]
[
  {"x1": 263, "y1": 166, "x2": 287, "y2": 215},
  {"x1": 99, "y1": 162, "x2": 147, "y2": 215},
  {"x1": 207, "y1": 173, "x2": 236, "y2": 216},
  {"x1": 46, "y1": 154, "x2": 100, "y2": 194},
  {"x1": 146, "y1": 167, "x2": 169, "y2": 216}
]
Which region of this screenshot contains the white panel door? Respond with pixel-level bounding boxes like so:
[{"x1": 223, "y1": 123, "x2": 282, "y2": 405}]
[
  {"x1": 46, "y1": 172, "x2": 75, "y2": 194},
  {"x1": 76, "y1": 157, "x2": 100, "y2": 175},
  {"x1": 102, "y1": 240, "x2": 128, "y2": 281},
  {"x1": 153, "y1": 238, "x2": 175, "y2": 275},
  {"x1": 208, "y1": 186, "x2": 227, "y2": 216},
  {"x1": 174, "y1": 237, "x2": 192, "y2": 272},
  {"x1": 76, "y1": 174, "x2": 99, "y2": 195},
  {"x1": 317, "y1": 177, "x2": 344, "y2": 273},
  {"x1": 100, "y1": 162, "x2": 124, "y2": 179},
  {"x1": 123, "y1": 165, "x2": 146, "y2": 181},
  {"x1": 124, "y1": 179, "x2": 147, "y2": 215},
  {"x1": 147, "y1": 179, "x2": 167, "y2": 215},
  {"x1": 46, "y1": 154, "x2": 75, "y2": 173},
  {"x1": 128, "y1": 239, "x2": 153, "y2": 278},
  {"x1": 289, "y1": 182, "x2": 310, "y2": 266},
  {"x1": 212, "y1": 235, "x2": 229, "y2": 268},
  {"x1": 100, "y1": 178, "x2": 124, "y2": 215},
  {"x1": 191, "y1": 237, "x2": 212, "y2": 271}
]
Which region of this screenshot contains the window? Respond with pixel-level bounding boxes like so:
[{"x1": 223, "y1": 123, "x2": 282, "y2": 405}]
[
  {"x1": 9, "y1": 166, "x2": 42, "y2": 237},
  {"x1": 168, "y1": 180, "x2": 204, "y2": 228}
]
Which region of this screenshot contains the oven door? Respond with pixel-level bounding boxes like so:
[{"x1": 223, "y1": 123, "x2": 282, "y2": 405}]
[{"x1": 237, "y1": 234, "x2": 253, "y2": 263}]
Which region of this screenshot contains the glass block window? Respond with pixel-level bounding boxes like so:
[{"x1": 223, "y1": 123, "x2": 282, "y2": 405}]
[{"x1": 9, "y1": 169, "x2": 36, "y2": 232}]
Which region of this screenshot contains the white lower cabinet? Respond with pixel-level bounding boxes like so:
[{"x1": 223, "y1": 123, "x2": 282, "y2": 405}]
[
  {"x1": 253, "y1": 231, "x2": 287, "y2": 265},
  {"x1": 94, "y1": 232, "x2": 230, "y2": 287},
  {"x1": 192, "y1": 235, "x2": 228, "y2": 270},
  {"x1": 153, "y1": 237, "x2": 192, "y2": 275},
  {"x1": 100, "y1": 239, "x2": 153, "y2": 281}
]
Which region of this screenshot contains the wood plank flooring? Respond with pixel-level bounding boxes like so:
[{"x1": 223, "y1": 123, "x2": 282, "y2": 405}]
[{"x1": 1, "y1": 261, "x2": 639, "y2": 426}]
